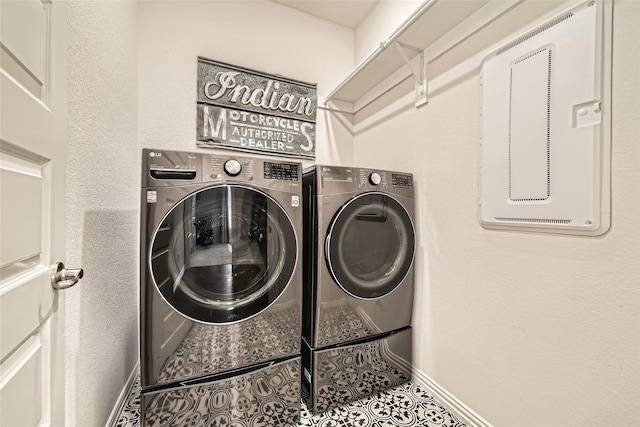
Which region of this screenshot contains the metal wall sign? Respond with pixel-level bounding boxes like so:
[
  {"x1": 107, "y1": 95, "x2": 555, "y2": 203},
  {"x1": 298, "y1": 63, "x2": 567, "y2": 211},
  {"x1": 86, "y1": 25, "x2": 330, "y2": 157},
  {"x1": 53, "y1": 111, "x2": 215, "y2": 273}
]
[{"x1": 197, "y1": 57, "x2": 317, "y2": 159}]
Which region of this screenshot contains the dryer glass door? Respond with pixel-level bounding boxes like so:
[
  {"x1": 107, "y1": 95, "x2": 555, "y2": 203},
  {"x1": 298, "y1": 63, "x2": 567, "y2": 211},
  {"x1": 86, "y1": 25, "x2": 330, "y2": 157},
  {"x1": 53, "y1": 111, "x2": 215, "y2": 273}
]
[
  {"x1": 326, "y1": 193, "x2": 414, "y2": 298},
  {"x1": 150, "y1": 185, "x2": 296, "y2": 323}
]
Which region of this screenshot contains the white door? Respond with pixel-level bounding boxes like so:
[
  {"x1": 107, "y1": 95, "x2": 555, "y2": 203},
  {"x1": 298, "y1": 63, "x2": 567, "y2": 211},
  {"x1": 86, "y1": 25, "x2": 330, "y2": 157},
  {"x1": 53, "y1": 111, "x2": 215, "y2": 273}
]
[{"x1": 0, "y1": 1, "x2": 76, "y2": 426}]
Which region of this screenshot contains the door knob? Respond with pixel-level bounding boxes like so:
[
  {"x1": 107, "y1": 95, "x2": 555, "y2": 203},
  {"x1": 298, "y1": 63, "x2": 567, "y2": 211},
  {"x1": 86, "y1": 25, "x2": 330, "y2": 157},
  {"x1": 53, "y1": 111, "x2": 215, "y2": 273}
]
[{"x1": 51, "y1": 262, "x2": 84, "y2": 290}]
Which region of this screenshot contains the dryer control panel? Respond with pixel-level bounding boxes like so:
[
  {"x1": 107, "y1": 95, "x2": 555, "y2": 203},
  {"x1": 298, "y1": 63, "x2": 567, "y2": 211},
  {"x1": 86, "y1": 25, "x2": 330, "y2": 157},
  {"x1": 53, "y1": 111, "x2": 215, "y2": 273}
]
[
  {"x1": 391, "y1": 173, "x2": 413, "y2": 189},
  {"x1": 358, "y1": 170, "x2": 389, "y2": 189},
  {"x1": 356, "y1": 170, "x2": 414, "y2": 190},
  {"x1": 315, "y1": 165, "x2": 414, "y2": 198}
]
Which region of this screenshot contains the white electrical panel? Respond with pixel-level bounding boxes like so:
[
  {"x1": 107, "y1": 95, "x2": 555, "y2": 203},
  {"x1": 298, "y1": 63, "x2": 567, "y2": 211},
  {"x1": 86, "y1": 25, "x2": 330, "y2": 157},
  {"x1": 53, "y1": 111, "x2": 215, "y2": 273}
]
[{"x1": 480, "y1": 0, "x2": 612, "y2": 236}]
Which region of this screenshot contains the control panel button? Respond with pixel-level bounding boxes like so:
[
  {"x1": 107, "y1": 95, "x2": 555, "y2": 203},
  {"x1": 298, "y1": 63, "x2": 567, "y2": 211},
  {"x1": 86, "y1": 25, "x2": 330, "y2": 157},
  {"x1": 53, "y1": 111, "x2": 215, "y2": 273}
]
[
  {"x1": 369, "y1": 172, "x2": 382, "y2": 185},
  {"x1": 224, "y1": 159, "x2": 242, "y2": 176}
]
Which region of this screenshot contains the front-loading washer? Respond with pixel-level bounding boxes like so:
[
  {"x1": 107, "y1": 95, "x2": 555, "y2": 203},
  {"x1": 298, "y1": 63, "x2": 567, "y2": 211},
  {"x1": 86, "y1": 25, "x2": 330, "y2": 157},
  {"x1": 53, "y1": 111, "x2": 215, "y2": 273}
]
[
  {"x1": 301, "y1": 165, "x2": 416, "y2": 413},
  {"x1": 140, "y1": 149, "x2": 302, "y2": 426}
]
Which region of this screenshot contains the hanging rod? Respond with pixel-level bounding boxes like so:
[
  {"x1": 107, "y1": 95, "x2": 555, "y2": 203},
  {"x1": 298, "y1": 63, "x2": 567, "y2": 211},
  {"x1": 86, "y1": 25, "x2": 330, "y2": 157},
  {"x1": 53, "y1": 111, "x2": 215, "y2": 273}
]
[
  {"x1": 324, "y1": 0, "x2": 524, "y2": 113},
  {"x1": 324, "y1": 0, "x2": 439, "y2": 104}
]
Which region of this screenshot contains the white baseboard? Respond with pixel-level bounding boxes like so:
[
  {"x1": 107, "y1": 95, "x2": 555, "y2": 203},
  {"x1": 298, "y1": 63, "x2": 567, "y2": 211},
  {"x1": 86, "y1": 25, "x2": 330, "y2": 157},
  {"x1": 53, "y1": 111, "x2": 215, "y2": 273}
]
[
  {"x1": 105, "y1": 362, "x2": 139, "y2": 427},
  {"x1": 411, "y1": 368, "x2": 493, "y2": 427}
]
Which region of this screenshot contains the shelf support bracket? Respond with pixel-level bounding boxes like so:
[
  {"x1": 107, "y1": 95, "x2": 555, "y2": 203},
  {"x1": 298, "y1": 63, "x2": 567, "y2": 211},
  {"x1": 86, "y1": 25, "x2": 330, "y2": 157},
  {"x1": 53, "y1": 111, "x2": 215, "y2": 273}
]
[{"x1": 393, "y1": 41, "x2": 428, "y2": 108}]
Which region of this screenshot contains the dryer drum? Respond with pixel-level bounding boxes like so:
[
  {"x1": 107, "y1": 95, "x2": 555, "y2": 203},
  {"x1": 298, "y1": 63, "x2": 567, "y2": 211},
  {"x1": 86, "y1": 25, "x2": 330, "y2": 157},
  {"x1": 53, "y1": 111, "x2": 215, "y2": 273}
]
[
  {"x1": 325, "y1": 192, "x2": 415, "y2": 299},
  {"x1": 149, "y1": 184, "x2": 297, "y2": 323}
]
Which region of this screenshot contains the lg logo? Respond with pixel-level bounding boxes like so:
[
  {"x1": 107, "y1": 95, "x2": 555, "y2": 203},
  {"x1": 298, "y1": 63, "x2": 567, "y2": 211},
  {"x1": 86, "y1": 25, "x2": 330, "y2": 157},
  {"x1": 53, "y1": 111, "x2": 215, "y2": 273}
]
[{"x1": 149, "y1": 151, "x2": 162, "y2": 158}]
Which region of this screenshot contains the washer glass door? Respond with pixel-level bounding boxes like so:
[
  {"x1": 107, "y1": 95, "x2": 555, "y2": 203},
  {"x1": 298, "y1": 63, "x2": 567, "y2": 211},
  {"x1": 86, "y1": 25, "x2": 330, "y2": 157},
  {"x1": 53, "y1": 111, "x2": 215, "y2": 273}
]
[
  {"x1": 150, "y1": 185, "x2": 296, "y2": 323},
  {"x1": 326, "y1": 193, "x2": 414, "y2": 298}
]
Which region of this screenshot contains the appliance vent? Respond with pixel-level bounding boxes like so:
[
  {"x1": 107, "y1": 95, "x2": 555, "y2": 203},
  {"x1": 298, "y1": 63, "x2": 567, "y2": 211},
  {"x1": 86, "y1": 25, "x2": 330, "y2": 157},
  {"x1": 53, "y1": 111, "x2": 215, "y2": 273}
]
[
  {"x1": 508, "y1": 47, "x2": 552, "y2": 202},
  {"x1": 495, "y1": 217, "x2": 571, "y2": 225},
  {"x1": 496, "y1": 12, "x2": 573, "y2": 55}
]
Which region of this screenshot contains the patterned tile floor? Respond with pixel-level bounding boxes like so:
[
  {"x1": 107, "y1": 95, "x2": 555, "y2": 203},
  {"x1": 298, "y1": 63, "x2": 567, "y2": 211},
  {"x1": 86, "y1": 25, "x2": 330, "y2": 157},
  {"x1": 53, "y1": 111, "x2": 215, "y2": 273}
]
[{"x1": 113, "y1": 373, "x2": 466, "y2": 427}]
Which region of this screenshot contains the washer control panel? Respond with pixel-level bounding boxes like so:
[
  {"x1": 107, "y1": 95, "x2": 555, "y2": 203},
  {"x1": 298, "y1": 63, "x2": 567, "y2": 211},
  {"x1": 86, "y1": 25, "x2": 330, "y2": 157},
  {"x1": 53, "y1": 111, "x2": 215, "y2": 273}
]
[
  {"x1": 208, "y1": 157, "x2": 255, "y2": 181},
  {"x1": 204, "y1": 155, "x2": 300, "y2": 186},
  {"x1": 264, "y1": 162, "x2": 299, "y2": 181}
]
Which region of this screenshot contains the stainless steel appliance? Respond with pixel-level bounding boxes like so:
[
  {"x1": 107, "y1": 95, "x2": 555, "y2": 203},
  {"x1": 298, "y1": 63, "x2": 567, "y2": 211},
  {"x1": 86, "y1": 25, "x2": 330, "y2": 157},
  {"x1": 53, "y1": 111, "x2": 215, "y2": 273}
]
[
  {"x1": 302, "y1": 165, "x2": 415, "y2": 413},
  {"x1": 140, "y1": 149, "x2": 302, "y2": 426}
]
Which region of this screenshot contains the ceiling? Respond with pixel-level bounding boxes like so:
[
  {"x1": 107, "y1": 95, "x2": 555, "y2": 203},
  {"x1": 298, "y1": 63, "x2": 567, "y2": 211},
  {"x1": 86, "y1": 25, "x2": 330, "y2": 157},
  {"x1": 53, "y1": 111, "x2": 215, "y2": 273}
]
[{"x1": 270, "y1": 0, "x2": 380, "y2": 29}]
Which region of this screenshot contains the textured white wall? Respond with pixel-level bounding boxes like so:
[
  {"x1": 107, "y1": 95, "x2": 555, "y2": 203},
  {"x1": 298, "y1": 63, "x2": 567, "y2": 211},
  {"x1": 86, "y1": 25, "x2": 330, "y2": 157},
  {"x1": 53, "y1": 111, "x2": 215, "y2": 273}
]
[
  {"x1": 137, "y1": 0, "x2": 355, "y2": 166},
  {"x1": 355, "y1": 0, "x2": 423, "y2": 63},
  {"x1": 66, "y1": 2, "x2": 139, "y2": 426},
  {"x1": 353, "y1": 1, "x2": 640, "y2": 425}
]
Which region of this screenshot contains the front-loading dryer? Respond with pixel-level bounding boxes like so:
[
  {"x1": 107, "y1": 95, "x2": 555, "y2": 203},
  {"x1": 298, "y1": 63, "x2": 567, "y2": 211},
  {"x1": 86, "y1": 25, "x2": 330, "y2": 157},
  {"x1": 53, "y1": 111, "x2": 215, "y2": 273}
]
[
  {"x1": 140, "y1": 149, "x2": 302, "y2": 426},
  {"x1": 301, "y1": 165, "x2": 415, "y2": 413}
]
